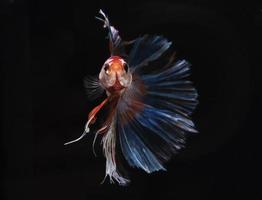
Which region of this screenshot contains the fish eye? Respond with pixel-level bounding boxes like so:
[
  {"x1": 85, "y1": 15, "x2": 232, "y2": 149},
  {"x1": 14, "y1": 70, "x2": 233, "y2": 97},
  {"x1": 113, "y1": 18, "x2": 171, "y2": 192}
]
[
  {"x1": 104, "y1": 64, "x2": 110, "y2": 75},
  {"x1": 123, "y1": 63, "x2": 129, "y2": 73}
]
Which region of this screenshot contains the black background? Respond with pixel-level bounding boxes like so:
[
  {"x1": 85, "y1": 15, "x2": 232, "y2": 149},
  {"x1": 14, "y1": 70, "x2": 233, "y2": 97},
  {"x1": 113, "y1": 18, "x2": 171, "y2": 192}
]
[{"x1": 1, "y1": 0, "x2": 262, "y2": 199}]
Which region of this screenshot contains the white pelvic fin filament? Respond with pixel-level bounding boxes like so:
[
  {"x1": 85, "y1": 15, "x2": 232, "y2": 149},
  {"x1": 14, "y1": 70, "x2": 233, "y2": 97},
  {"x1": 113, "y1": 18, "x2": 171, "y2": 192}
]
[{"x1": 101, "y1": 118, "x2": 130, "y2": 186}]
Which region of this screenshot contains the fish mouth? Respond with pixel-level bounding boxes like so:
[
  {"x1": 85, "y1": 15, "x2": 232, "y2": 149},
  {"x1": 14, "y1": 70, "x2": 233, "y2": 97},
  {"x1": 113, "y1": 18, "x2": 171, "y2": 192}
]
[{"x1": 107, "y1": 79, "x2": 126, "y2": 93}]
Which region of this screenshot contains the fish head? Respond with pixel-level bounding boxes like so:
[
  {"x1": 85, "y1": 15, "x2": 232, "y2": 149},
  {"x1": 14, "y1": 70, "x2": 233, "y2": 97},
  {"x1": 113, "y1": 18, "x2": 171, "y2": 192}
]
[{"x1": 99, "y1": 56, "x2": 132, "y2": 94}]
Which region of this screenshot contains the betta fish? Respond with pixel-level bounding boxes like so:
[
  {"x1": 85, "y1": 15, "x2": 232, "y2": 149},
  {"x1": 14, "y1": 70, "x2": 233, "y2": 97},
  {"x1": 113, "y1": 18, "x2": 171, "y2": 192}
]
[{"x1": 65, "y1": 9, "x2": 198, "y2": 186}]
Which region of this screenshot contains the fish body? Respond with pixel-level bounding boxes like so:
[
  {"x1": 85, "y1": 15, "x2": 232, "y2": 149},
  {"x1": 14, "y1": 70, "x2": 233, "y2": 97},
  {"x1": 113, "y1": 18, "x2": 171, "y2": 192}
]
[{"x1": 65, "y1": 9, "x2": 198, "y2": 186}]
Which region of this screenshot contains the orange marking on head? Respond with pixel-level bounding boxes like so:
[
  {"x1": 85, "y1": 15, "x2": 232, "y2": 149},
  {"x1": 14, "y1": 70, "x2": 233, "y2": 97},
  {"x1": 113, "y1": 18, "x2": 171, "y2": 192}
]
[
  {"x1": 110, "y1": 62, "x2": 122, "y2": 71},
  {"x1": 106, "y1": 56, "x2": 125, "y2": 72}
]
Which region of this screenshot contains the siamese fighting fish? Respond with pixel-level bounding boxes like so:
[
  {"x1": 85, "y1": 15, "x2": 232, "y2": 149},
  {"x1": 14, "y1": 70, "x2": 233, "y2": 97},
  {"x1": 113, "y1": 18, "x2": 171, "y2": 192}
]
[{"x1": 65, "y1": 9, "x2": 198, "y2": 186}]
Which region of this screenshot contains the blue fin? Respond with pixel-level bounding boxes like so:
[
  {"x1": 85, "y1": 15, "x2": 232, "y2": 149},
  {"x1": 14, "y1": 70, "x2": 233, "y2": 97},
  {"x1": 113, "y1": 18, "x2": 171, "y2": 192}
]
[
  {"x1": 128, "y1": 35, "x2": 172, "y2": 70},
  {"x1": 117, "y1": 43, "x2": 198, "y2": 173}
]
